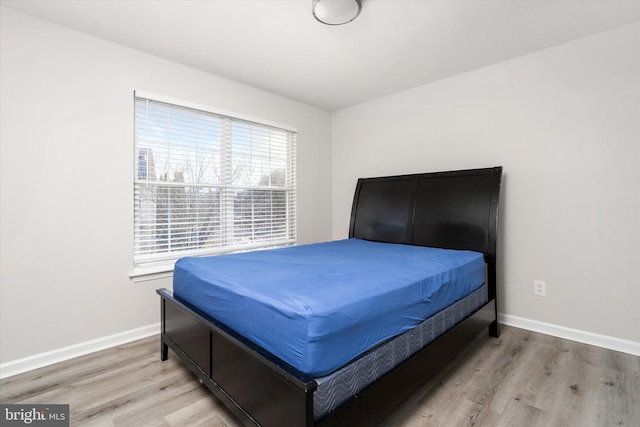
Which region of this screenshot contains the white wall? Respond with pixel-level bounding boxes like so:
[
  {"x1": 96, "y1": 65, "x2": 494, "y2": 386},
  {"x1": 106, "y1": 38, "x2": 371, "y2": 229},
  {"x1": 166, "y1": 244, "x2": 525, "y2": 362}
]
[
  {"x1": 0, "y1": 8, "x2": 333, "y2": 365},
  {"x1": 332, "y1": 22, "x2": 640, "y2": 344},
  {"x1": 1, "y1": 7, "x2": 638, "y2": 371}
]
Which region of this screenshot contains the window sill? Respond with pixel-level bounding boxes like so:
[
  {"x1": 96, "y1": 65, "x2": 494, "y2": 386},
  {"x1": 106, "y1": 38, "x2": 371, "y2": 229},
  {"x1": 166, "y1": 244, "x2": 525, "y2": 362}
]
[
  {"x1": 129, "y1": 265, "x2": 174, "y2": 283},
  {"x1": 129, "y1": 240, "x2": 296, "y2": 283}
]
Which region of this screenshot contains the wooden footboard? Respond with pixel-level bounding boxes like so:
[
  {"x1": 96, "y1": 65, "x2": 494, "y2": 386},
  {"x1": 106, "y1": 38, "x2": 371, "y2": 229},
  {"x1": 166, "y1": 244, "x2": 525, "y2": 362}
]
[
  {"x1": 159, "y1": 288, "x2": 316, "y2": 426},
  {"x1": 158, "y1": 288, "x2": 497, "y2": 427}
]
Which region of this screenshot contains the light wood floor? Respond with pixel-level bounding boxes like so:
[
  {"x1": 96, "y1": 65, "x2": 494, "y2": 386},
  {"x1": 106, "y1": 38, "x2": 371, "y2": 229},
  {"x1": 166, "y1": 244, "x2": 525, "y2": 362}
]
[{"x1": 1, "y1": 326, "x2": 638, "y2": 426}]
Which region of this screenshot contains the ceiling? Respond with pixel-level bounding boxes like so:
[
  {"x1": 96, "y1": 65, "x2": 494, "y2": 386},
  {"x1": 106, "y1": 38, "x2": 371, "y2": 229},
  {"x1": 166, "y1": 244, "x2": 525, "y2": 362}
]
[{"x1": 2, "y1": 0, "x2": 640, "y2": 111}]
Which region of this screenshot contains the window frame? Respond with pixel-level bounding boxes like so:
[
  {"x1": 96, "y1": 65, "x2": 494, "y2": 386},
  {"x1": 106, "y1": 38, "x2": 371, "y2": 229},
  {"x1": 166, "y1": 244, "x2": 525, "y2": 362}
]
[{"x1": 131, "y1": 91, "x2": 297, "y2": 280}]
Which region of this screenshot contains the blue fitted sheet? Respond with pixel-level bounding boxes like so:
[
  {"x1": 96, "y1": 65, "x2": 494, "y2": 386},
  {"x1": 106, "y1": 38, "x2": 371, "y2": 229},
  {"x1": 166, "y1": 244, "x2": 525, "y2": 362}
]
[{"x1": 173, "y1": 238, "x2": 485, "y2": 377}]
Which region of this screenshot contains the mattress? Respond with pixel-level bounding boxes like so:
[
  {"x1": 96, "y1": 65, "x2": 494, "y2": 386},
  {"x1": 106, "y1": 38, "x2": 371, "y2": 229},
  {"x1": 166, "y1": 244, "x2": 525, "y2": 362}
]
[{"x1": 173, "y1": 238, "x2": 485, "y2": 377}]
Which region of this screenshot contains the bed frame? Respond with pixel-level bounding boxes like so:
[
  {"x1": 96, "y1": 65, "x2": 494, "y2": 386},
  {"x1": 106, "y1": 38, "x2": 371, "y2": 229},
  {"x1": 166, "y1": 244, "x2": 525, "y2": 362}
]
[{"x1": 157, "y1": 166, "x2": 503, "y2": 426}]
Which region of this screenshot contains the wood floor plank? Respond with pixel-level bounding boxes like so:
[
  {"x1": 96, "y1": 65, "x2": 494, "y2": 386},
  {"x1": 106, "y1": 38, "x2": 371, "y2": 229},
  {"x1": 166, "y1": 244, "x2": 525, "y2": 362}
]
[
  {"x1": 383, "y1": 391, "x2": 478, "y2": 427},
  {"x1": 1, "y1": 326, "x2": 638, "y2": 426},
  {"x1": 482, "y1": 398, "x2": 548, "y2": 427},
  {"x1": 163, "y1": 397, "x2": 229, "y2": 427},
  {"x1": 594, "y1": 348, "x2": 640, "y2": 426}
]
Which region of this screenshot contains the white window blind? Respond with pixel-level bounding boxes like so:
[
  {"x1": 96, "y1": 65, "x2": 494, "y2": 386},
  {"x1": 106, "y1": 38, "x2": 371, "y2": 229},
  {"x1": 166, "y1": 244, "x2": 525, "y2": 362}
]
[{"x1": 133, "y1": 93, "x2": 296, "y2": 272}]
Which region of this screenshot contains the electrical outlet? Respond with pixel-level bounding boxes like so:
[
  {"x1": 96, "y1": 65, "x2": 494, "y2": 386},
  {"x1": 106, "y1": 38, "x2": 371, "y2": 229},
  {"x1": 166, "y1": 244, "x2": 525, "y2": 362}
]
[{"x1": 534, "y1": 280, "x2": 546, "y2": 297}]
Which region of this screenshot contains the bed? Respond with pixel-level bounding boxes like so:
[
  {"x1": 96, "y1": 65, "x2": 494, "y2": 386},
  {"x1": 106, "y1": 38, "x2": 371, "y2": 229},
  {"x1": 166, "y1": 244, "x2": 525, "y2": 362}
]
[{"x1": 157, "y1": 166, "x2": 503, "y2": 426}]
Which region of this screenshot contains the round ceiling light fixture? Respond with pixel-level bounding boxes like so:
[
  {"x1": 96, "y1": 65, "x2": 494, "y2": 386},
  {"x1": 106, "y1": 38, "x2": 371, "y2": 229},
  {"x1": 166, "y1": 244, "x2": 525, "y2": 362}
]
[{"x1": 312, "y1": 0, "x2": 362, "y2": 25}]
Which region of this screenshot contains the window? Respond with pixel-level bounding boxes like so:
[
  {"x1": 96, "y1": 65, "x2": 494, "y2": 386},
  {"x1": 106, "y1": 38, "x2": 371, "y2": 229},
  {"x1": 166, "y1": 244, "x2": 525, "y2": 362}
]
[{"x1": 133, "y1": 92, "x2": 296, "y2": 274}]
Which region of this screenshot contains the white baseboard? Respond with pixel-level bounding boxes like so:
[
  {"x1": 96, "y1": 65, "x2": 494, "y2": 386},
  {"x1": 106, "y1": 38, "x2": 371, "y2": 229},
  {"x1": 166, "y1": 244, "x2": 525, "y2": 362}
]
[
  {"x1": 2, "y1": 316, "x2": 638, "y2": 380},
  {"x1": 499, "y1": 313, "x2": 640, "y2": 357},
  {"x1": 0, "y1": 323, "x2": 160, "y2": 379}
]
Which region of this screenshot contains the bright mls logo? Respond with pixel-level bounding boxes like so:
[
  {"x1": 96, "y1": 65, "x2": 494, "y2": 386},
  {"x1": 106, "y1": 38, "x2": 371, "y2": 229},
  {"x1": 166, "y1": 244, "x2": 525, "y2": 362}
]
[{"x1": 1, "y1": 404, "x2": 69, "y2": 426}]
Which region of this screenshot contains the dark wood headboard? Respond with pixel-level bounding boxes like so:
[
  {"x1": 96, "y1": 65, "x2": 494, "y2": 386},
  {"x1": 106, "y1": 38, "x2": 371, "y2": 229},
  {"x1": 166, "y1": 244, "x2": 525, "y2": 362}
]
[{"x1": 349, "y1": 167, "x2": 503, "y2": 299}]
